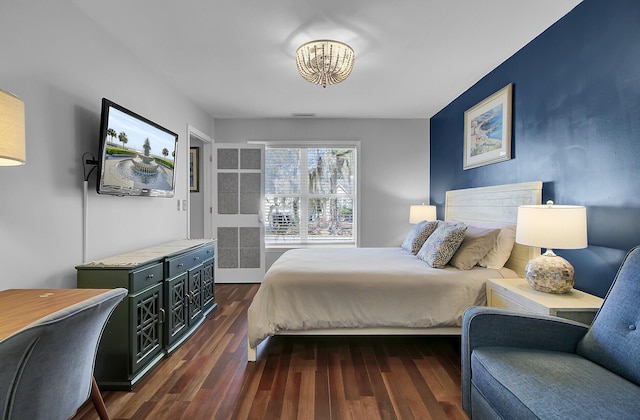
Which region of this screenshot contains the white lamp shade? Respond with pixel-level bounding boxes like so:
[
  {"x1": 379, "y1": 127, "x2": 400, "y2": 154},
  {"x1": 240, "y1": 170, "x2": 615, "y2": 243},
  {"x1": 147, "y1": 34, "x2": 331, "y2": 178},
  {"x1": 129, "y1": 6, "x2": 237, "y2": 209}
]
[
  {"x1": 0, "y1": 89, "x2": 26, "y2": 166},
  {"x1": 516, "y1": 202, "x2": 587, "y2": 249},
  {"x1": 409, "y1": 204, "x2": 437, "y2": 224}
]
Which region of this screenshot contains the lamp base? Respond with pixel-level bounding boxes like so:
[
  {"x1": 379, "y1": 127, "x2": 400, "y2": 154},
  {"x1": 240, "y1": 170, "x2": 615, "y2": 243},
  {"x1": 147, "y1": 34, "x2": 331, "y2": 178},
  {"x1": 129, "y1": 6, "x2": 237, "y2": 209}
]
[{"x1": 524, "y1": 251, "x2": 575, "y2": 294}]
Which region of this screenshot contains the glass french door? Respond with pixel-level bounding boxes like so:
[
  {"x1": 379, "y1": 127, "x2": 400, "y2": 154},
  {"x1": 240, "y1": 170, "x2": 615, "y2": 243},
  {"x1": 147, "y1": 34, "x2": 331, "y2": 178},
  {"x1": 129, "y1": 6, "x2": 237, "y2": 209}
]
[{"x1": 213, "y1": 143, "x2": 265, "y2": 283}]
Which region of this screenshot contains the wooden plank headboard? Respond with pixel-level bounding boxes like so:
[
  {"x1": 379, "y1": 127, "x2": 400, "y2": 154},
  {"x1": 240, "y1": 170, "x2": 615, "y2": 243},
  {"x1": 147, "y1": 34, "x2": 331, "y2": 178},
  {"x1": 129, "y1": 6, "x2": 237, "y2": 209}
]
[{"x1": 444, "y1": 181, "x2": 543, "y2": 277}]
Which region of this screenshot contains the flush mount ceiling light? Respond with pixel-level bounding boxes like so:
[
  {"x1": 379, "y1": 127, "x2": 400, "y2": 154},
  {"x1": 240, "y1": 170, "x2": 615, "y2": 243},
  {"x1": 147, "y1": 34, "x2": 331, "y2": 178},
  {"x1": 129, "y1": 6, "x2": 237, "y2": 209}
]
[{"x1": 295, "y1": 40, "x2": 355, "y2": 88}]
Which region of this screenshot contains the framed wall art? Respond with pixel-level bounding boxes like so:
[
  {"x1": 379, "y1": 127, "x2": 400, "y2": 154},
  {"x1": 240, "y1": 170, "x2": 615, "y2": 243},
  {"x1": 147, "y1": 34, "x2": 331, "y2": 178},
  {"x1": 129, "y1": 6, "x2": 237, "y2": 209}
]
[
  {"x1": 463, "y1": 83, "x2": 513, "y2": 170},
  {"x1": 190, "y1": 146, "x2": 200, "y2": 192}
]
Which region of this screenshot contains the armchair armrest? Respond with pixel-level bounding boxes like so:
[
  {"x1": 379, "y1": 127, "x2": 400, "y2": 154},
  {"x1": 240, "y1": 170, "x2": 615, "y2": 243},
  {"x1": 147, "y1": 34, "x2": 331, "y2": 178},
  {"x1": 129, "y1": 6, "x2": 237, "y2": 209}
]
[
  {"x1": 461, "y1": 306, "x2": 590, "y2": 414},
  {"x1": 463, "y1": 306, "x2": 590, "y2": 352}
]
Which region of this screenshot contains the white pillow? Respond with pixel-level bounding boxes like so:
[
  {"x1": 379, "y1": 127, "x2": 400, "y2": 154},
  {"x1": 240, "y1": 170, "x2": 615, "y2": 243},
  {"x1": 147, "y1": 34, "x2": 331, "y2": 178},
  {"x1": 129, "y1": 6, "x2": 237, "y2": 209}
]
[
  {"x1": 447, "y1": 219, "x2": 516, "y2": 269},
  {"x1": 449, "y1": 226, "x2": 500, "y2": 270},
  {"x1": 478, "y1": 225, "x2": 516, "y2": 269}
]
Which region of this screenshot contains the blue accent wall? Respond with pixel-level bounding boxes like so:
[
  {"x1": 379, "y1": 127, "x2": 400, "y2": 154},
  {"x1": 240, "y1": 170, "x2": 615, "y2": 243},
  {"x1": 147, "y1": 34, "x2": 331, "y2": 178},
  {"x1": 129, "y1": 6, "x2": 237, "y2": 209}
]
[{"x1": 430, "y1": 0, "x2": 640, "y2": 297}]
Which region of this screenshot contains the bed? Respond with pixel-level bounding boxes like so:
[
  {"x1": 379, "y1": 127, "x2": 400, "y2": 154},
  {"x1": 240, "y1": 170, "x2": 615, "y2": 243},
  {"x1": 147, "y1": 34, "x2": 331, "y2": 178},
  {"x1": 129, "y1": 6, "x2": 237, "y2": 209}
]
[{"x1": 247, "y1": 181, "x2": 542, "y2": 361}]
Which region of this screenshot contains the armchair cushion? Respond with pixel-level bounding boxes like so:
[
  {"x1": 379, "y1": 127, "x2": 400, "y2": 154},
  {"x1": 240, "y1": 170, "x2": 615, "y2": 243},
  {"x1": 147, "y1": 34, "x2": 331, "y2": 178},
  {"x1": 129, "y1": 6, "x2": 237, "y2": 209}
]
[{"x1": 472, "y1": 347, "x2": 640, "y2": 419}]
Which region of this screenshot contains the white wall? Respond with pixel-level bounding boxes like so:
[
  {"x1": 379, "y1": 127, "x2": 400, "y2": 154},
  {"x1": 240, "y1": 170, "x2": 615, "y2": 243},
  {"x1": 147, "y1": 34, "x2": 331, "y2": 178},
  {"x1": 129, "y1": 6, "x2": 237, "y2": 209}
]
[
  {"x1": 0, "y1": 1, "x2": 213, "y2": 290},
  {"x1": 214, "y1": 118, "x2": 430, "y2": 255}
]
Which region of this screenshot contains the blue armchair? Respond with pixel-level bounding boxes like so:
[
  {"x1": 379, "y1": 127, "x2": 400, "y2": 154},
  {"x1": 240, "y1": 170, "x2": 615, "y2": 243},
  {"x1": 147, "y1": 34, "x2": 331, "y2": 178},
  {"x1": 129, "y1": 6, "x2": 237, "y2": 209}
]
[{"x1": 462, "y1": 246, "x2": 640, "y2": 419}]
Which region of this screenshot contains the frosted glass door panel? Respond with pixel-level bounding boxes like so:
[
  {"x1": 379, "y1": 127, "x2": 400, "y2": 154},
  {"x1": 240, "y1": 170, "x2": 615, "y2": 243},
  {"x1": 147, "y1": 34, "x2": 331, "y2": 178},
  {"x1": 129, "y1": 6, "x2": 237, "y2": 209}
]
[{"x1": 240, "y1": 173, "x2": 261, "y2": 214}]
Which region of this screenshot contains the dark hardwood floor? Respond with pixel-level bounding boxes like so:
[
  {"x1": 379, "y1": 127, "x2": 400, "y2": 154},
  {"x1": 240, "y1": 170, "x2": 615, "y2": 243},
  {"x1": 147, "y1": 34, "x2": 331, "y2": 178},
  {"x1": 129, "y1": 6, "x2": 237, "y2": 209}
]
[{"x1": 74, "y1": 284, "x2": 468, "y2": 420}]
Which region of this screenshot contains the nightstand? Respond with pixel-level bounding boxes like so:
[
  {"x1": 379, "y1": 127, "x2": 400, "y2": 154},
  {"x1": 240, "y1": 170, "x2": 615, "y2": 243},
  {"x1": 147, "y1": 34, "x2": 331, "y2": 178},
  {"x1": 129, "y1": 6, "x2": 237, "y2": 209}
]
[{"x1": 486, "y1": 278, "x2": 604, "y2": 325}]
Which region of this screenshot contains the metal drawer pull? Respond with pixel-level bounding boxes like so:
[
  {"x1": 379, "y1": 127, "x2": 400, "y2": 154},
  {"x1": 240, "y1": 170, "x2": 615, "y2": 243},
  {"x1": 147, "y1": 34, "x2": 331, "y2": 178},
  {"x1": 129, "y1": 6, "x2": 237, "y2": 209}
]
[
  {"x1": 177, "y1": 263, "x2": 184, "y2": 268},
  {"x1": 159, "y1": 308, "x2": 165, "y2": 324},
  {"x1": 147, "y1": 274, "x2": 154, "y2": 279}
]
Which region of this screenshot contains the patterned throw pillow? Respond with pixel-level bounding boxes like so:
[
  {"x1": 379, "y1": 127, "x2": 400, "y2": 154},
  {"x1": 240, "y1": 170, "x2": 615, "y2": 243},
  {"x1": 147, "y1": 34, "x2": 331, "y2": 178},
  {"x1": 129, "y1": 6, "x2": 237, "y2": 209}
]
[
  {"x1": 401, "y1": 220, "x2": 440, "y2": 255},
  {"x1": 417, "y1": 223, "x2": 468, "y2": 268}
]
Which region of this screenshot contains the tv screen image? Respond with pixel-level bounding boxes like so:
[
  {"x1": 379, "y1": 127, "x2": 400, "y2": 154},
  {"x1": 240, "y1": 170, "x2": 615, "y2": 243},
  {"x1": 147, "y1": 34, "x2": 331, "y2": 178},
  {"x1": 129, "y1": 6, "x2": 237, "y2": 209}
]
[{"x1": 97, "y1": 99, "x2": 178, "y2": 197}]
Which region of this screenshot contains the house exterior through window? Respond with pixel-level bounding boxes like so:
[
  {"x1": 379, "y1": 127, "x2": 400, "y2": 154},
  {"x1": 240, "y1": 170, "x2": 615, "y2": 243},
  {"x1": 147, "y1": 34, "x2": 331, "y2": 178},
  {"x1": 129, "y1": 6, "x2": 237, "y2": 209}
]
[{"x1": 264, "y1": 144, "x2": 358, "y2": 246}]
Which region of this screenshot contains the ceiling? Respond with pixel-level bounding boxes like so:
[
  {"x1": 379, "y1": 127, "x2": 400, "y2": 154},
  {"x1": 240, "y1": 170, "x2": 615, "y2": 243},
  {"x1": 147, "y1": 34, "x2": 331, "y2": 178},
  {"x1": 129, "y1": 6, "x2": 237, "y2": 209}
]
[{"x1": 71, "y1": 0, "x2": 582, "y2": 119}]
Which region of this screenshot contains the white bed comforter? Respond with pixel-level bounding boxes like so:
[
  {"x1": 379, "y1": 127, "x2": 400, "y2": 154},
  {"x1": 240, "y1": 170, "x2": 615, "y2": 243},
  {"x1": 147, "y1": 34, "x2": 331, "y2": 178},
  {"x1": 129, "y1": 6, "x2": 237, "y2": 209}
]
[{"x1": 247, "y1": 247, "x2": 515, "y2": 347}]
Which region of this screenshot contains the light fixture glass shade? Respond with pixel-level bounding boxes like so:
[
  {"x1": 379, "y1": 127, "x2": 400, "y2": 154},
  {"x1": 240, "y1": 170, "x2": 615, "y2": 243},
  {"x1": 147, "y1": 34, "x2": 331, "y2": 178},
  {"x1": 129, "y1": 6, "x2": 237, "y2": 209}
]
[
  {"x1": 296, "y1": 40, "x2": 355, "y2": 88},
  {"x1": 0, "y1": 89, "x2": 26, "y2": 166},
  {"x1": 409, "y1": 204, "x2": 437, "y2": 224},
  {"x1": 516, "y1": 201, "x2": 587, "y2": 293}
]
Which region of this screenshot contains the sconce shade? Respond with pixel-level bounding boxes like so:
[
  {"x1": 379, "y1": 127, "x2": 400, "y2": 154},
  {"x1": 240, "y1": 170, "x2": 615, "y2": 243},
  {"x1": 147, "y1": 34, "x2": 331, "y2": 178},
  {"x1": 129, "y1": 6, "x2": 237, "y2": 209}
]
[
  {"x1": 0, "y1": 89, "x2": 26, "y2": 166},
  {"x1": 296, "y1": 40, "x2": 355, "y2": 88},
  {"x1": 516, "y1": 202, "x2": 587, "y2": 249},
  {"x1": 409, "y1": 204, "x2": 437, "y2": 224}
]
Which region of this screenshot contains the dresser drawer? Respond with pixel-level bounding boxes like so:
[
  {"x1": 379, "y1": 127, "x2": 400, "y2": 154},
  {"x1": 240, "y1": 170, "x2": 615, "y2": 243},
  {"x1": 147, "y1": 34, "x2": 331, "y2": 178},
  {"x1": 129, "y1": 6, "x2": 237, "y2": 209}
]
[
  {"x1": 130, "y1": 262, "x2": 164, "y2": 292},
  {"x1": 166, "y1": 246, "x2": 214, "y2": 277}
]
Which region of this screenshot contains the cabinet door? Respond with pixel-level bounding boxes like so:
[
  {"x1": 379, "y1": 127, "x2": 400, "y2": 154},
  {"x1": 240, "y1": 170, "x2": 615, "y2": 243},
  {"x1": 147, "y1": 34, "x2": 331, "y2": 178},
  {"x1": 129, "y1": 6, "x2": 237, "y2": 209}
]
[
  {"x1": 166, "y1": 273, "x2": 188, "y2": 347},
  {"x1": 188, "y1": 264, "x2": 204, "y2": 323},
  {"x1": 130, "y1": 282, "x2": 164, "y2": 374},
  {"x1": 202, "y1": 257, "x2": 215, "y2": 314}
]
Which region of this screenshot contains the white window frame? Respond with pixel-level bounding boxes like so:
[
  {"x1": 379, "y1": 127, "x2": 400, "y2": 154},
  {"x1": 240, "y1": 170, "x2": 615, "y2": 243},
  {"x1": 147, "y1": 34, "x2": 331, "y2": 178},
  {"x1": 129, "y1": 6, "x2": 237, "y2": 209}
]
[{"x1": 254, "y1": 140, "x2": 361, "y2": 249}]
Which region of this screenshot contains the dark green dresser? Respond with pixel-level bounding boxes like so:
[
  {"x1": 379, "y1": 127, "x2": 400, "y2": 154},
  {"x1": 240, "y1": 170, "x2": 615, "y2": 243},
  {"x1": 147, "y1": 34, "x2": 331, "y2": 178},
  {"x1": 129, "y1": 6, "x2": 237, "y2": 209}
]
[{"x1": 77, "y1": 239, "x2": 215, "y2": 390}]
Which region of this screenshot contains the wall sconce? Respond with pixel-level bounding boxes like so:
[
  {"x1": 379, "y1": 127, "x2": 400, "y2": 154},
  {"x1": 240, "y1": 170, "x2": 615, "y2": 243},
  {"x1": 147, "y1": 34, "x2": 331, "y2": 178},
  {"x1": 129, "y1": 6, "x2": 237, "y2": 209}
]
[
  {"x1": 0, "y1": 89, "x2": 26, "y2": 166},
  {"x1": 516, "y1": 200, "x2": 587, "y2": 293},
  {"x1": 409, "y1": 204, "x2": 437, "y2": 224}
]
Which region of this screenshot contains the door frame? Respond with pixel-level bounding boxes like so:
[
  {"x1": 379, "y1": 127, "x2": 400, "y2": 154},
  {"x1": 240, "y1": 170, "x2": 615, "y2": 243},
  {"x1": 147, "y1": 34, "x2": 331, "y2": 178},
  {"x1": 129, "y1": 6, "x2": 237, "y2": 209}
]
[{"x1": 187, "y1": 125, "x2": 213, "y2": 239}]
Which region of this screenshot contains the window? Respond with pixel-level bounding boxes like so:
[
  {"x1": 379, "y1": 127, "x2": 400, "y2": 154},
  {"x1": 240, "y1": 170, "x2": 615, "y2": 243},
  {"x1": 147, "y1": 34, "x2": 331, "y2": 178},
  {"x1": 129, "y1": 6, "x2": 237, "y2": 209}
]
[{"x1": 264, "y1": 144, "x2": 358, "y2": 246}]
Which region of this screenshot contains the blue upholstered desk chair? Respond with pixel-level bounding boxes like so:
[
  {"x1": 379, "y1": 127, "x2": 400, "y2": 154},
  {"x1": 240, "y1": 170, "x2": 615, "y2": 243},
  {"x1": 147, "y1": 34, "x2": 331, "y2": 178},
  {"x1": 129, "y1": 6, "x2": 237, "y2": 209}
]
[
  {"x1": 462, "y1": 246, "x2": 640, "y2": 419},
  {"x1": 0, "y1": 288, "x2": 127, "y2": 420}
]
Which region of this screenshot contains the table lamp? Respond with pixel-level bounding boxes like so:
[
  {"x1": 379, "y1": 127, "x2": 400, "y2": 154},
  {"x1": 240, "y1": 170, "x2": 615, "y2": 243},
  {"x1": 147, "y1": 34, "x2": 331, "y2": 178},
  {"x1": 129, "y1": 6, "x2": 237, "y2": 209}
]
[
  {"x1": 516, "y1": 201, "x2": 587, "y2": 293},
  {"x1": 409, "y1": 204, "x2": 437, "y2": 223},
  {"x1": 0, "y1": 89, "x2": 26, "y2": 166}
]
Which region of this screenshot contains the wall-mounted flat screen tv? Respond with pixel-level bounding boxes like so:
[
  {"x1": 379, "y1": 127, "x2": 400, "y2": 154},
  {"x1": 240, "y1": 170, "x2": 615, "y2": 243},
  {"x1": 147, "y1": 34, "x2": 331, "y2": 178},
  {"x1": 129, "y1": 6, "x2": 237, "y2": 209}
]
[{"x1": 96, "y1": 98, "x2": 178, "y2": 197}]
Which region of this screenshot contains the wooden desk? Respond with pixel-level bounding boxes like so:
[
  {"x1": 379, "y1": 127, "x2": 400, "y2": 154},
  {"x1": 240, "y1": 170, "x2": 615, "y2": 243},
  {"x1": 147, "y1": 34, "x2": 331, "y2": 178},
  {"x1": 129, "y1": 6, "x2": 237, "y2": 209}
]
[
  {"x1": 0, "y1": 288, "x2": 110, "y2": 340},
  {"x1": 0, "y1": 288, "x2": 113, "y2": 420}
]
